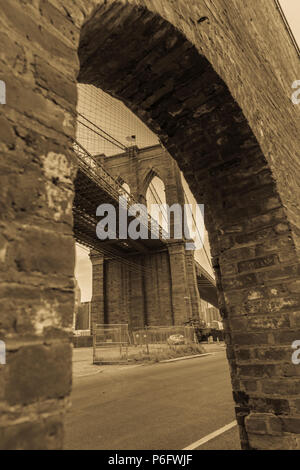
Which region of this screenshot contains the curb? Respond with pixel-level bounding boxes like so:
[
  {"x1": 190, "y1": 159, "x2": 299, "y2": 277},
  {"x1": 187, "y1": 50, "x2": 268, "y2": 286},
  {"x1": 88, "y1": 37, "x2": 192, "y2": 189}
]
[
  {"x1": 160, "y1": 353, "x2": 212, "y2": 363},
  {"x1": 74, "y1": 369, "x2": 103, "y2": 378}
]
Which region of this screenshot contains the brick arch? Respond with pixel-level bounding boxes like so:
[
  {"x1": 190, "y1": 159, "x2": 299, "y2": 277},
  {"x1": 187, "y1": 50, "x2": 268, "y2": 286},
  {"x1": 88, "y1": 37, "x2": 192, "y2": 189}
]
[
  {"x1": 77, "y1": 2, "x2": 300, "y2": 450},
  {"x1": 1, "y1": 0, "x2": 299, "y2": 451}
]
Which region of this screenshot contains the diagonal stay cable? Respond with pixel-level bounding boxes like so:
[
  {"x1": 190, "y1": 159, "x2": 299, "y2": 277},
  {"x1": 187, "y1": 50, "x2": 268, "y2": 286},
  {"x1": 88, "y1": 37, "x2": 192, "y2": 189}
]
[
  {"x1": 77, "y1": 111, "x2": 127, "y2": 150},
  {"x1": 77, "y1": 119, "x2": 126, "y2": 152}
]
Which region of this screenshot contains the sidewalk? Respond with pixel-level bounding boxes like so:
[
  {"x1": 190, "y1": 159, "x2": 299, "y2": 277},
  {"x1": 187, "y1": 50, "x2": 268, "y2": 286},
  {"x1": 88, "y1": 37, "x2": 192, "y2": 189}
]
[
  {"x1": 72, "y1": 342, "x2": 226, "y2": 378},
  {"x1": 72, "y1": 347, "x2": 143, "y2": 378},
  {"x1": 72, "y1": 347, "x2": 99, "y2": 378},
  {"x1": 201, "y1": 341, "x2": 226, "y2": 354},
  {"x1": 73, "y1": 347, "x2": 93, "y2": 363}
]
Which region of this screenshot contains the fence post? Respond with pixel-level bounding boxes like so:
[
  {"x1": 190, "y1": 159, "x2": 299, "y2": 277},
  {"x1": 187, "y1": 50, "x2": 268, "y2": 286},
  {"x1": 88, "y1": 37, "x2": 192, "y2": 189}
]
[
  {"x1": 92, "y1": 323, "x2": 96, "y2": 364},
  {"x1": 145, "y1": 326, "x2": 149, "y2": 358}
]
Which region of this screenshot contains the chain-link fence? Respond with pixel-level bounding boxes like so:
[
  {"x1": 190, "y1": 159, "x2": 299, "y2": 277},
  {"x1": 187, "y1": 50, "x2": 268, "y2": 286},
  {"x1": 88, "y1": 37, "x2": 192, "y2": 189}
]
[
  {"x1": 93, "y1": 324, "x2": 201, "y2": 364},
  {"x1": 129, "y1": 326, "x2": 197, "y2": 361},
  {"x1": 131, "y1": 325, "x2": 195, "y2": 346},
  {"x1": 93, "y1": 324, "x2": 130, "y2": 364}
]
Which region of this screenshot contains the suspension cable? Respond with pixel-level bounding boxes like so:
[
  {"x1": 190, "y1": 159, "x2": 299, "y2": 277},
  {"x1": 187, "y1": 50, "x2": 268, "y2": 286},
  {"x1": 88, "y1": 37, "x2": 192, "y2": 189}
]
[
  {"x1": 77, "y1": 119, "x2": 126, "y2": 152},
  {"x1": 77, "y1": 111, "x2": 127, "y2": 151}
]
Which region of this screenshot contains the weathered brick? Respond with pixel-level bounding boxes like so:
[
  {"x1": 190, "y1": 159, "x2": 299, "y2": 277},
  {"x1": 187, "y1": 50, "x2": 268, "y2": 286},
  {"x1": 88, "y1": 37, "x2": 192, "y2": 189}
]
[
  {"x1": 1, "y1": 0, "x2": 77, "y2": 66},
  {"x1": 238, "y1": 255, "x2": 279, "y2": 273},
  {"x1": 4, "y1": 70, "x2": 75, "y2": 136},
  {"x1": 291, "y1": 400, "x2": 300, "y2": 414},
  {"x1": 0, "y1": 414, "x2": 64, "y2": 450},
  {"x1": 281, "y1": 364, "x2": 300, "y2": 378},
  {"x1": 249, "y1": 397, "x2": 290, "y2": 415},
  {"x1": 4, "y1": 342, "x2": 72, "y2": 405},
  {"x1": 247, "y1": 315, "x2": 290, "y2": 331},
  {"x1": 0, "y1": 0, "x2": 299, "y2": 453},
  {"x1": 0, "y1": 31, "x2": 27, "y2": 75},
  {"x1": 288, "y1": 281, "x2": 300, "y2": 294},
  {"x1": 222, "y1": 272, "x2": 258, "y2": 290},
  {"x1": 232, "y1": 332, "x2": 269, "y2": 346},
  {"x1": 229, "y1": 317, "x2": 247, "y2": 331},
  {"x1": 267, "y1": 416, "x2": 283, "y2": 435},
  {"x1": 9, "y1": 228, "x2": 74, "y2": 277},
  {"x1": 253, "y1": 346, "x2": 292, "y2": 362},
  {"x1": 233, "y1": 390, "x2": 250, "y2": 406},
  {"x1": 272, "y1": 329, "x2": 300, "y2": 345},
  {"x1": 39, "y1": 0, "x2": 79, "y2": 46},
  {"x1": 33, "y1": 55, "x2": 77, "y2": 109},
  {"x1": 236, "y1": 348, "x2": 252, "y2": 361},
  {"x1": 240, "y1": 379, "x2": 258, "y2": 393},
  {"x1": 248, "y1": 433, "x2": 297, "y2": 450},
  {"x1": 257, "y1": 264, "x2": 300, "y2": 283},
  {"x1": 245, "y1": 413, "x2": 269, "y2": 434},
  {"x1": 290, "y1": 312, "x2": 300, "y2": 327},
  {"x1": 262, "y1": 379, "x2": 300, "y2": 396},
  {"x1": 230, "y1": 297, "x2": 300, "y2": 316},
  {"x1": 238, "y1": 364, "x2": 279, "y2": 379},
  {"x1": 0, "y1": 116, "x2": 15, "y2": 149},
  {"x1": 280, "y1": 417, "x2": 300, "y2": 434}
]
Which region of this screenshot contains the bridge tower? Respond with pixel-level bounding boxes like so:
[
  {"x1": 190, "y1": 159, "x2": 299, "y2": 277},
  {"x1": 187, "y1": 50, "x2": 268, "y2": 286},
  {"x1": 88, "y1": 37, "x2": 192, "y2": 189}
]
[{"x1": 90, "y1": 144, "x2": 203, "y2": 328}]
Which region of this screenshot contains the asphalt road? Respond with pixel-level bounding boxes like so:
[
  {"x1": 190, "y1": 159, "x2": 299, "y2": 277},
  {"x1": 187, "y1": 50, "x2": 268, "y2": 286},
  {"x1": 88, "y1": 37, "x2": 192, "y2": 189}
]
[{"x1": 64, "y1": 351, "x2": 240, "y2": 450}]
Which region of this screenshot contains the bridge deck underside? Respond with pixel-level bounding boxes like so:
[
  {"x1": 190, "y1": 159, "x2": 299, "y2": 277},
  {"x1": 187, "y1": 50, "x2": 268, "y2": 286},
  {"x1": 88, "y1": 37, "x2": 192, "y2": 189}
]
[
  {"x1": 73, "y1": 168, "x2": 166, "y2": 256},
  {"x1": 197, "y1": 274, "x2": 218, "y2": 309},
  {"x1": 74, "y1": 169, "x2": 218, "y2": 308}
]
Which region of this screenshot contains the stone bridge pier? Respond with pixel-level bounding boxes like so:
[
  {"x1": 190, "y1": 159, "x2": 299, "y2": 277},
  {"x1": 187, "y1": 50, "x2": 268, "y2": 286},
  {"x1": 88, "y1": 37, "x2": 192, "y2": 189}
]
[
  {"x1": 90, "y1": 144, "x2": 203, "y2": 328},
  {"x1": 90, "y1": 242, "x2": 202, "y2": 328}
]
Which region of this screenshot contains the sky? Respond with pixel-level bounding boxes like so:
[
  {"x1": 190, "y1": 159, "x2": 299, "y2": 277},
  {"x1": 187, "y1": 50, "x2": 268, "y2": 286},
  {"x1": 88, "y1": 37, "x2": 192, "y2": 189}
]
[
  {"x1": 77, "y1": 85, "x2": 159, "y2": 156},
  {"x1": 75, "y1": 3, "x2": 300, "y2": 302},
  {"x1": 280, "y1": 0, "x2": 300, "y2": 46}
]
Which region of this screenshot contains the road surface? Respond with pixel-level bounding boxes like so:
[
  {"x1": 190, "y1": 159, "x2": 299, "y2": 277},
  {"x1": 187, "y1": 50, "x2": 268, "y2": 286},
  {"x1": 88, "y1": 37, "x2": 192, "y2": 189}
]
[{"x1": 64, "y1": 350, "x2": 240, "y2": 450}]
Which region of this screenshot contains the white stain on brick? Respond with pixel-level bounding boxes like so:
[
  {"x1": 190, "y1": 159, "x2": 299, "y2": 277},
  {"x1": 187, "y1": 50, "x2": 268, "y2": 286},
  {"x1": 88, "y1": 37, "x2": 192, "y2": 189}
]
[
  {"x1": 0, "y1": 242, "x2": 7, "y2": 263},
  {"x1": 43, "y1": 152, "x2": 73, "y2": 221},
  {"x1": 34, "y1": 300, "x2": 62, "y2": 335}
]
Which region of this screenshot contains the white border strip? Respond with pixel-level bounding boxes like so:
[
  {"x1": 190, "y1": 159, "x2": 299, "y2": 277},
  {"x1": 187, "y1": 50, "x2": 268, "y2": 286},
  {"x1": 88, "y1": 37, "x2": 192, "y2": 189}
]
[{"x1": 182, "y1": 421, "x2": 237, "y2": 450}]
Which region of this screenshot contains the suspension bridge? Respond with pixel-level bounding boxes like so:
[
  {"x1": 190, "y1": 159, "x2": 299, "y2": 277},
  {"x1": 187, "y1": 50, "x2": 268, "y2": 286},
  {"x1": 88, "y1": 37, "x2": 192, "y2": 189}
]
[{"x1": 73, "y1": 86, "x2": 218, "y2": 327}]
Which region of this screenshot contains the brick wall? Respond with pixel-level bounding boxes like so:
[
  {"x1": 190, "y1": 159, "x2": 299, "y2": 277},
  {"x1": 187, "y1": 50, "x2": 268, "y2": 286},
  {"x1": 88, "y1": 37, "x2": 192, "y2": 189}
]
[
  {"x1": 0, "y1": 0, "x2": 299, "y2": 450},
  {"x1": 0, "y1": 0, "x2": 78, "y2": 450}
]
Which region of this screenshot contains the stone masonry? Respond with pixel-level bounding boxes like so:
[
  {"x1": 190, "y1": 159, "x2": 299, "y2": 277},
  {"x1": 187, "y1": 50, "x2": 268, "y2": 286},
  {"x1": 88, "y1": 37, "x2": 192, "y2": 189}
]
[
  {"x1": 89, "y1": 144, "x2": 202, "y2": 328},
  {"x1": 0, "y1": 0, "x2": 299, "y2": 450}
]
